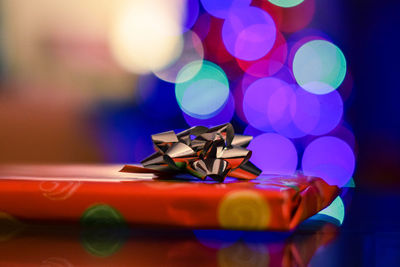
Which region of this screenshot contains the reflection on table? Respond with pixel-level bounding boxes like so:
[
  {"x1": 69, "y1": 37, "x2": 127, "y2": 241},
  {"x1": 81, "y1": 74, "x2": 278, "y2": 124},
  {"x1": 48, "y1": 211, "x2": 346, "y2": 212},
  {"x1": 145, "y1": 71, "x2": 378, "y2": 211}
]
[{"x1": 0, "y1": 218, "x2": 337, "y2": 267}]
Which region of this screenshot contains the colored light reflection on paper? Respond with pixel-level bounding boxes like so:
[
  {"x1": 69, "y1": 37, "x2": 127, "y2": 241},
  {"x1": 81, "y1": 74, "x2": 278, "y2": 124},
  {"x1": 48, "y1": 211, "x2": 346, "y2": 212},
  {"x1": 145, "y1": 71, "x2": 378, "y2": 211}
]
[
  {"x1": 183, "y1": 92, "x2": 235, "y2": 127},
  {"x1": 302, "y1": 136, "x2": 355, "y2": 187},
  {"x1": 268, "y1": 0, "x2": 305, "y2": 8},
  {"x1": 248, "y1": 133, "x2": 298, "y2": 175},
  {"x1": 200, "y1": 0, "x2": 251, "y2": 19},
  {"x1": 236, "y1": 31, "x2": 288, "y2": 78},
  {"x1": 317, "y1": 196, "x2": 345, "y2": 225},
  {"x1": 222, "y1": 7, "x2": 276, "y2": 61},
  {"x1": 293, "y1": 40, "x2": 347, "y2": 95},
  {"x1": 110, "y1": 0, "x2": 184, "y2": 74},
  {"x1": 183, "y1": 0, "x2": 200, "y2": 32},
  {"x1": 176, "y1": 60, "x2": 229, "y2": 119},
  {"x1": 154, "y1": 31, "x2": 204, "y2": 83}
]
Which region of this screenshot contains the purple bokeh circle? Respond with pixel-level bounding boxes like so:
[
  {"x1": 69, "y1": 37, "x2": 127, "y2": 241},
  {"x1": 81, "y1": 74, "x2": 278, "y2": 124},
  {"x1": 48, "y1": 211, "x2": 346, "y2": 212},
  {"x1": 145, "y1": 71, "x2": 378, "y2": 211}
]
[
  {"x1": 243, "y1": 125, "x2": 264, "y2": 137},
  {"x1": 222, "y1": 6, "x2": 276, "y2": 60},
  {"x1": 310, "y1": 91, "x2": 343, "y2": 135},
  {"x1": 267, "y1": 84, "x2": 300, "y2": 138},
  {"x1": 243, "y1": 77, "x2": 288, "y2": 132},
  {"x1": 200, "y1": 0, "x2": 251, "y2": 19},
  {"x1": 248, "y1": 133, "x2": 298, "y2": 175},
  {"x1": 286, "y1": 29, "x2": 332, "y2": 70},
  {"x1": 302, "y1": 136, "x2": 355, "y2": 187},
  {"x1": 291, "y1": 87, "x2": 320, "y2": 133},
  {"x1": 183, "y1": 0, "x2": 200, "y2": 32},
  {"x1": 329, "y1": 123, "x2": 356, "y2": 150},
  {"x1": 243, "y1": 76, "x2": 342, "y2": 138},
  {"x1": 269, "y1": 86, "x2": 320, "y2": 139}
]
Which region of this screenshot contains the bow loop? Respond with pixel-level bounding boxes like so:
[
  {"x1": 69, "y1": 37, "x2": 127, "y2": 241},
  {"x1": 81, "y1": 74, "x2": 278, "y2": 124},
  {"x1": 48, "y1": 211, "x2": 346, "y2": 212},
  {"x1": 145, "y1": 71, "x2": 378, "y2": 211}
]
[{"x1": 130, "y1": 123, "x2": 261, "y2": 182}]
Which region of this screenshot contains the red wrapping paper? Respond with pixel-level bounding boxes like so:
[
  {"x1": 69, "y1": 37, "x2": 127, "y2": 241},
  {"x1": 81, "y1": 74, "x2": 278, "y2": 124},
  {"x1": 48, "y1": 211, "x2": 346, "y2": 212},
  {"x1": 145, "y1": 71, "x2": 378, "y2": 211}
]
[{"x1": 0, "y1": 165, "x2": 339, "y2": 231}]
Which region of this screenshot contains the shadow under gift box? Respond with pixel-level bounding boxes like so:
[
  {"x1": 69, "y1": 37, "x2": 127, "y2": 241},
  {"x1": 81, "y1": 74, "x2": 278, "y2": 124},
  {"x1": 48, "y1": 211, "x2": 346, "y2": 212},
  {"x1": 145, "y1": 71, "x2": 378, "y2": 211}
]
[{"x1": 0, "y1": 165, "x2": 339, "y2": 231}]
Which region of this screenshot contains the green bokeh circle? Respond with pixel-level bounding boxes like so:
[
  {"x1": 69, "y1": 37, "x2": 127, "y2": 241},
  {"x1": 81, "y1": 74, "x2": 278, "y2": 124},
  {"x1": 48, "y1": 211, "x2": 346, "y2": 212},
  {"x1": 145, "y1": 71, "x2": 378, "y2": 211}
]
[
  {"x1": 268, "y1": 0, "x2": 305, "y2": 8},
  {"x1": 80, "y1": 204, "x2": 127, "y2": 257},
  {"x1": 175, "y1": 60, "x2": 230, "y2": 119},
  {"x1": 293, "y1": 40, "x2": 347, "y2": 95}
]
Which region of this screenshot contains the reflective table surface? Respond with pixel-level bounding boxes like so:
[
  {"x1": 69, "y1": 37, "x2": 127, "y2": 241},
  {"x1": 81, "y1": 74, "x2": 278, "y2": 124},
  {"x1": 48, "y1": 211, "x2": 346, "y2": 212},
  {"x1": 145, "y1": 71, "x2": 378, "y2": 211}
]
[{"x1": 0, "y1": 189, "x2": 399, "y2": 266}]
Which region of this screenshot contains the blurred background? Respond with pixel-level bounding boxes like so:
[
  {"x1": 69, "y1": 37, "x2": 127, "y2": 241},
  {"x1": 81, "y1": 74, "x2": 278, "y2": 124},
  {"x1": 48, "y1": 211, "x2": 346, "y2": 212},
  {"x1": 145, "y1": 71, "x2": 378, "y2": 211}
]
[{"x1": 0, "y1": 0, "x2": 398, "y2": 189}]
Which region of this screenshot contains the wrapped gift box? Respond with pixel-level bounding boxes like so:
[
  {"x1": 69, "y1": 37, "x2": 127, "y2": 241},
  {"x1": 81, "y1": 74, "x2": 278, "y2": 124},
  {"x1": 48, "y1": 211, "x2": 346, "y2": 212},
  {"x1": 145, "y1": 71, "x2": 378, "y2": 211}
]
[{"x1": 0, "y1": 165, "x2": 339, "y2": 231}]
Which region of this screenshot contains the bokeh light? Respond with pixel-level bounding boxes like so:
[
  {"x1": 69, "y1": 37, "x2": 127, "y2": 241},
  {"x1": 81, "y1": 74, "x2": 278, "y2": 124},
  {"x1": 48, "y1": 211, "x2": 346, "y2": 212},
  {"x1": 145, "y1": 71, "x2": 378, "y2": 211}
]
[
  {"x1": 176, "y1": 60, "x2": 230, "y2": 119},
  {"x1": 200, "y1": 0, "x2": 251, "y2": 19},
  {"x1": 248, "y1": 133, "x2": 298, "y2": 175},
  {"x1": 242, "y1": 77, "x2": 340, "y2": 138},
  {"x1": 243, "y1": 77, "x2": 291, "y2": 132},
  {"x1": 232, "y1": 81, "x2": 248, "y2": 123},
  {"x1": 203, "y1": 18, "x2": 235, "y2": 64},
  {"x1": 309, "y1": 90, "x2": 343, "y2": 135},
  {"x1": 183, "y1": 0, "x2": 200, "y2": 32},
  {"x1": 236, "y1": 31, "x2": 287, "y2": 77},
  {"x1": 110, "y1": 0, "x2": 355, "y2": 193},
  {"x1": 192, "y1": 13, "x2": 212, "y2": 40},
  {"x1": 110, "y1": 0, "x2": 184, "y2": 74},
  {"x1": 278, "y1": 0, "x2": 316, "y2": 33},
  {"x1": 344, "y1": 178, "x2": 356, "y2": 188},
  {"x1": 153, "y1": 31, "x2": 204, "y2": 83},
  {"x1": 241, "y1": 73, "x2": 261, "y2": 93},
  {"x1": 337, "y1": 69, "x2": 354, "y2": 102},
  {"x1": 243, "y1": 77, "x2": 288, "y2": 132},
  {"x1": 268, "y1": 0, "x2": 305, "y2": 8},
  {"x1": 329, "y1": 123, "x2": 357, "y2": 151},
  {"x1": 290, "y1": 86, "x2": 320, "y2": 134},
  {"x1": 243, "y1": 125, "x2": 264, "y2": 137},
  {"x1": 0, "y1": 0, "x2": 358, "y2": 197},
  {"x1": 222, "y1": 7, "x2": 276, "y2": 60},
  {"x1": 267, "y1": 84, "x2": 297, "y2": 134},
  {"x1": 287, "y1": 29, "x2": 331, "y2": 70},
  {"x1": 302, "y1": 136, "x2": 355, "y2": 187},
  {"x1": 183, "y1": 92, "x2": 235, "y2": 127},
  {"x1": 240, "y1": 65, "x2": 295, "y2": 93},
  {"x1": 293, "y1": 40, "x2": 347, "y2": 95},
  {"x1": 269, "y1": 85, "x2": 319, "y2": 139},
  {"x1": 317, "y1": 196, "x2": 345, "y2": 225}
]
